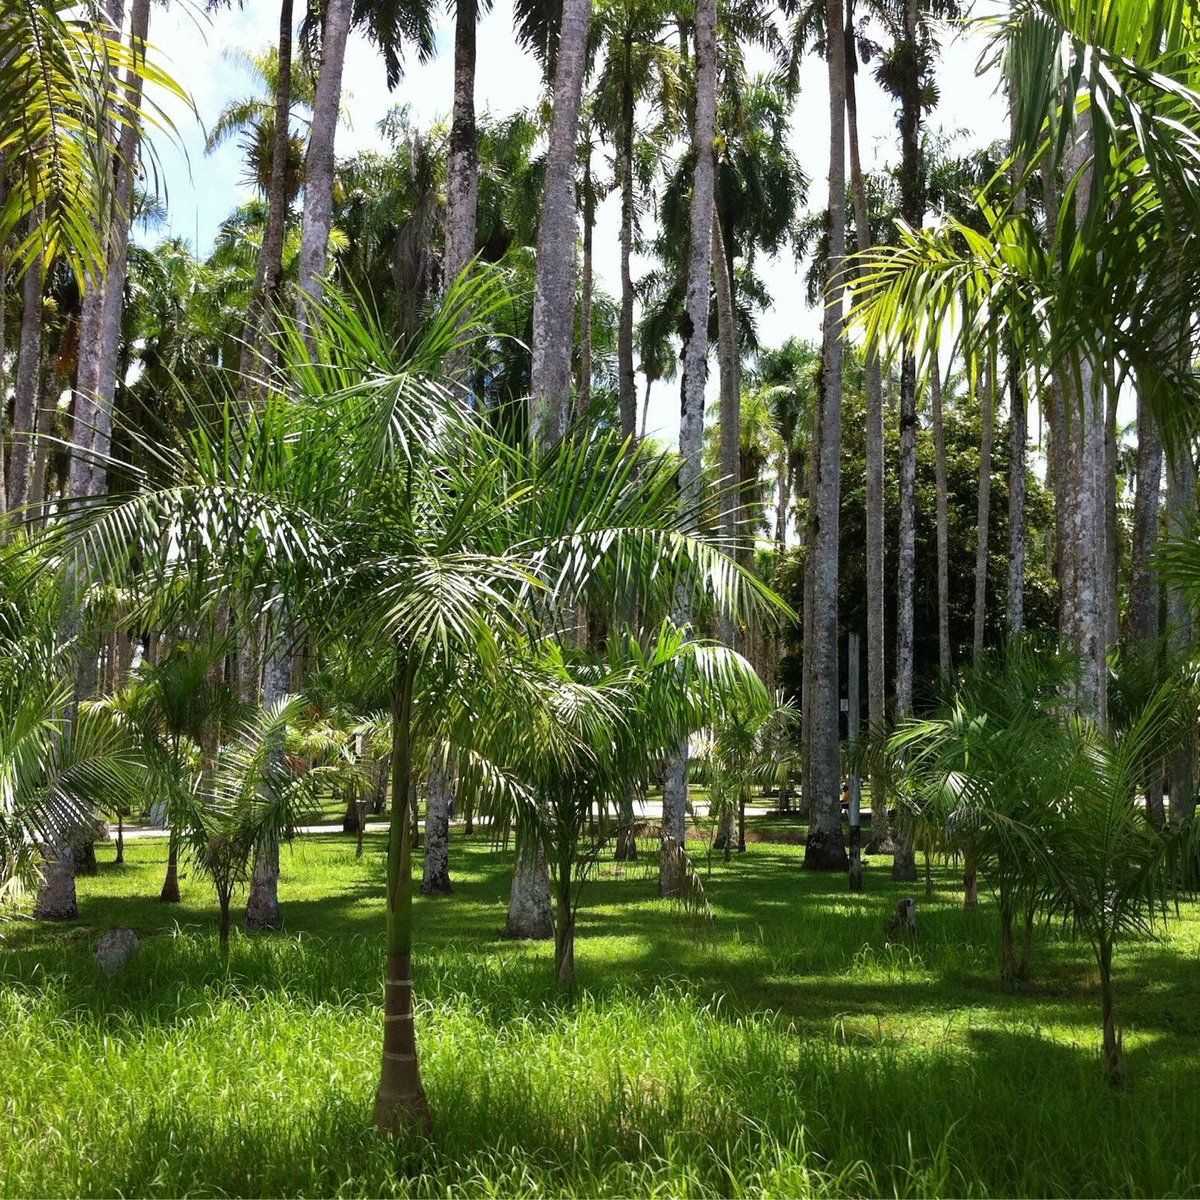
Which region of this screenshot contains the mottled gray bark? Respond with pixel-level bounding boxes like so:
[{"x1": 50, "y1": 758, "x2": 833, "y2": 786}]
[
  {"x1": 66, "y1": 0, "x2": 125, "y2": 501},
  {"x1": 443, "y1": 0, "x2": 478, "y2": 292},
  {"x1": 1130, "y1": 393, "x2": 1163, "y2": 825},
  {"x1": 972, "y1": 358, "x2": 993, "y2": 659},
  {"x1": 239, "y1": 0, "x2": 294, "y2": 380},
  {"x1": 87, "y1": 0, "x2": 152, "y2": 490},
  {"x1": 529, "y1": 0, "x2": 592, "y2": 440},
  {"x1": 244, "y1": 630, "x2": 292, "y2": 930},
  {"x1": 505, "y1": 834, "x2": 554, "y2": 938},
  {"x1": 34, "y1": 844, "x2": 77, "y2": 920},
  {"x1": 1006, "y1": 353, "x2": 1026, "y2": 639},
  {"x1": 1104, "y1": 383, "x2": 1119, "y2": 651},
  {"x1": 803, "y1": 0, "x2": 848, "y2": 872},
  {"x1": 1167, "y1": 440, "x2": 1195, "y2": 827},
  {"x1": 616, "y1": 35, "x2": 637, "y2": 440},
  {"x1": 661, "y1": 0, "x2": 717, "y2": 894},
  {"x1": 848, "y1": 29, "x2": 888, "y2": 848},
  {"x1": 1129, "y1": 397, "x2": 1162, "y2": 645},
  {"x1": 295, "y1": 0, "x2": 352, "y2": 328},
  {"x1": 712, "y1": 208, "x2": 740, "y2": 648},
  {"x1": 577, "y1": 159, "x2": 594, "y2": 417},
  {"x1": 931, "y1": 362, "x2": 950, "y2": 674},
  {"x1": 9, "y1": 251, "x2": 43, "y2": 512},
  {"x1": 420, "y1": 756, "x2": 453, "y2": 894}
]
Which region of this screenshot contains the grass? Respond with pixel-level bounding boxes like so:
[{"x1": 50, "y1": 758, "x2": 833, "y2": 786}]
[{"x1": 2, "y1": 828, "x2": 1200, "y2": 1197}]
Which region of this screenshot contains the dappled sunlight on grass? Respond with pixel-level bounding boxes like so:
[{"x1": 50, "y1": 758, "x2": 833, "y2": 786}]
[{"x1": 2, "y1": 828, "x2": 1199, "y2": 1196}]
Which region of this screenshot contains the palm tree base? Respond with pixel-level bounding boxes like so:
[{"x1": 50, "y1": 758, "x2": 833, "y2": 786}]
[{"x1": 803, "y1": 828, "x2": 848, "y2": 871}]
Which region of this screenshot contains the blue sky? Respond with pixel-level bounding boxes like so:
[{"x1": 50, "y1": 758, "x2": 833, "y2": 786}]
[{"x1": 143, "y1": 0, "x2": 1008, "y2": 440}]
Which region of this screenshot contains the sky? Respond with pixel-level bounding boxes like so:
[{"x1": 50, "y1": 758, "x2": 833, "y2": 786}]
[{"x1": 143, "y1": 0, "x2": 1010, "y2": 440}]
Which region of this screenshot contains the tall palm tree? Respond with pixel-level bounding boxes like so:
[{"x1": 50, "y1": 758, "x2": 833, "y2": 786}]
[
  {"x1": 802, "y1": 0, "x2": 848, "y2": 871},
  {"x1": 529, "y1": 0, "x2": 594, "y2": 438},
  {"x1": 661, "y1": 0, "x2": 719, "y2": 896}
]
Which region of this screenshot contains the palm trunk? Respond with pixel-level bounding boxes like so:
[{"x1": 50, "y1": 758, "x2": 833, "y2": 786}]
[
  {"x1": 553, "y1": 866, "x2": 575, "y2": 992},
  {"x1": 963, "y1": 855, "x2": 978, "y2": 908},
  {"x1": 1006, "y1": 350, "x2": 1027, "y2": 639},
  {"x1": 931, "y1": 361, "x2": 950, "y2": 674},
  {"x1": 529, "y1": 0, "x2": 592, "y2": 441},
  {"x1": 1167, "y1": 439, "x2": 1195, "y2": 826},
  {"x1": 1099, "y1": 943, "x2": 1123, "y2": 1086},
  {"x1": 87, "y1": 0, "x2": 151, "y2": 491},
  {"x1": 115, "y1": 815, "x2": 125, "y2": 865},
  {"x1": 662, "y1": 0, "x2": 718, "y2": 895},
  {"x1": 890, "y1": 0, "x2": 921, "y2": 884},
  {"x1": 240, "y1": 0, "x2": 295, "y2": 379},
  {"x1": 160, "y1": 833, "x2": 181, "y2": 903},
  {"x1": 34, "y1": 843, "x2": 78, "y2": 920},
  {"x1": 295, "y1": 0, "x2": 352, "y2": 330},
  {"x1": 420, "y1": 755, "x2": 453, "y2": 895},
  {"x1": 245, "y1": 636, "x2": 291, "y2": 930},
  {"x1": 615, "y1": 780, "x2": 638, "y2": 861},
  {"x1": 847, "y1": 18, "x2": 888, "y2": 849},
  {"x1": 1130, "y1": 394, "x2": 1163, "y2": 825},
  {"x1": 712, "y1": 208, "x2": 740, "y2": 649},
  {"x1": 802, "y1": 0, "x2": 848, "y2": 872},
  {"x1": 577, "y1": 161, "x2": 595, "y2": 417},
  {"x1": 616, "y1": 34, "x2": 637, "y2": 440},
  {"x1": 372, "y1": 656, "x2": 430, "y2": 1135},
  {"x1": 505, "y1": 832, "x2": 554, "y2": 938},
  {"x1": 9, "y1": 249, "x2": 43, "y2": 513},
  {"x1": 443, "y1": 0, "x2": 478, "y2": 290},
  {"x1": 1104, "y1": 384, "x2": 1119, "y2": 651},
  {"x1": 972, "y1": 356, "x2": 993, "y2": 658}
]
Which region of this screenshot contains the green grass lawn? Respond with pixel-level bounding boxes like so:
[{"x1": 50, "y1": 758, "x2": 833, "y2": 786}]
[{"x1": 2, "y1": 829, "x2": 1199, "y2": 1197}]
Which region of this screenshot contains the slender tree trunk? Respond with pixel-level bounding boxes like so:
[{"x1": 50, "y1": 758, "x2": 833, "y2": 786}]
[
  {"x1": 89, "y1": 0, "x2": 151, "y2": 491},
  {"x1": 661, "y1": 0, "x2": 718, "y2": 895},
  {"x1": 295, "y1": 0, "x2": 352, "y2": 329},
  {"x1": 67, "y1": 0, "x2": 124, "y2": 502},
  {"x1": 420, "y1": 754, "x2": 453, "y2": 895},
  {"x1": 529, "y1": 0, "x2": 592, "y2": 440},
  {"x1": 218, "y1": 894, "x2": 232, "y2": 950},
  {"x1": 240, "y1": 0, "x2": 295, "y2": 379},
  {"x1": 160, "y1": 833, "x2": 181, "y2": 903},
  {"x1": 9, "y1": 250, "x2": 43, "y2": 512},
  {"x1": 1104, "y1": 383, "x2": 1119, "y2": 651},
  {"x1": 553, "y1": 868, "x2": 575, "y2": 992},
  {"x1": 577, "y1": 161, "x2": 594, "y2": 417},
  {"x1": 245, "y1": 635, "x2": 291, "y2": 930},
  {"x1": 443, "y1": 0, "x2": 478, "y2": 290},
  {"x1": 1062, "y1": 112, "x2": 1107, "y2": 723},
  {"x1": 615, "y1": 780, "x2": 638, "y2": 861},
  {"x1": 115, "y1": 815, "x2": 125, "y2": 865},
  {"x1": 616, "y1": 34, "x2": 637, "y2": 440},
  {"x1": 847, "y1": 33, "x2": 888, "y2": 849},
  {"x1": 963, "y1": 855, "x2": 978, "y2": 908},
  {"x1": 1167, "y1": 439, "x2": 1195, "y2": 826},
  {"x1": 1006, "y1": 352, "x2": 1026, "y2": 639},
  {"x1": 802, "y1": 0, "x2": 848, "y2": 872},
  {"x1": 1099, "y1": 944, "x2": 1123, "y2": 1086},
  {"x1": 373, "y1": 658, "x2": 430, "y2": 1136},
  {"x1": 1130, "y1": 394, "x2": 1164, "y2": 825},
  {"x1": 712, "y1": 208, "x2": 740, "y2": 648},
  {"x1": 931, "y1": 361, "x2": 950, "y2": 674},
  {"x1": 973, "y1": 356, "x2": 993, "y2": 659}
]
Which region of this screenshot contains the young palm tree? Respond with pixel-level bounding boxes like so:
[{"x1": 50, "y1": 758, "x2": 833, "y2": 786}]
[{"x1": 61, "y1": 273, "x2": 778, "y2": 1137}]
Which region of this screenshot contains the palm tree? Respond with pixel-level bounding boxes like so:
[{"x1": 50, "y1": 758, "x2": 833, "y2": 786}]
[
  {"x1": 589, "y1": 0, "x2": 683, "y2": 441},
  {"x1": 205, "y1": 33, "x2": 316, "y2": 376},
  {"x1": 802, "y1": 0, "x2": 848, "y2": 872},
  {"x1": 62, "y1": 273, "x2": 777, "y2": 1136},
  {"x1": 529, "y1": 0, "x2": 594, "y2": 437},
  {"x1": 0, "y1": 0, "x2": 185, "y2": 284},
  {"x1": 661, "y1": 0, "x2": 719, "y2": 896}
]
